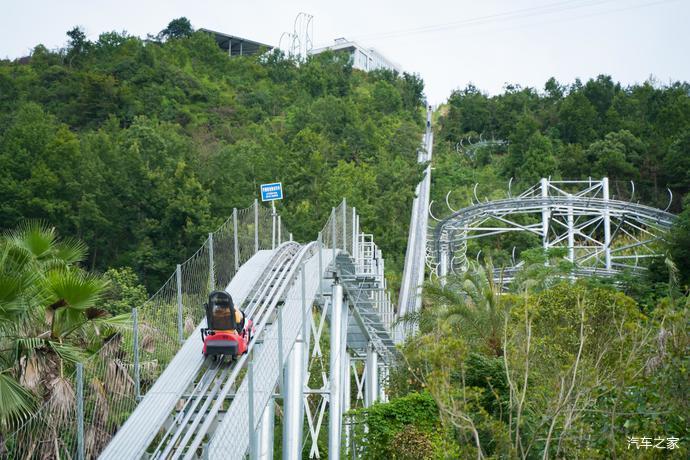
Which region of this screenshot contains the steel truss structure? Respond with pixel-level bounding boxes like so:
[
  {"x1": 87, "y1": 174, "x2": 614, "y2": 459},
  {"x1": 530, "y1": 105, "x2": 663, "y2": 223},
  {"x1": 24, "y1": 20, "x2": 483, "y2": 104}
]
[
  {"x1": 429, "y1": 177, "x2": 676, "y2": 281},
  {"x1": 301, "y1": 243, "x2": 394, "y2": 459}
]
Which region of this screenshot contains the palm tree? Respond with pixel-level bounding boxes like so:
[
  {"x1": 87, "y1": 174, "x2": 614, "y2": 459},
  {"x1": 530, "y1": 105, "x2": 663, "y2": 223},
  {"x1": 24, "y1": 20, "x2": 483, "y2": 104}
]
[
  {"x1": 0, "y1": 222, "x2": 129, "y2": 441},
  {"x1": 419, "y1": 260, "x2": 505, "y2": 356}
]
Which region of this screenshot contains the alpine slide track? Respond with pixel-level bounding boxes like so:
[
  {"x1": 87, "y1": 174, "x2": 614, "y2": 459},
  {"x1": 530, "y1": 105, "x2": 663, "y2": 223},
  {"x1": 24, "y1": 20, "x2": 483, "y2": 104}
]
[{"x1": 3, "y1": 108, "x2": 676, "y2": 459}]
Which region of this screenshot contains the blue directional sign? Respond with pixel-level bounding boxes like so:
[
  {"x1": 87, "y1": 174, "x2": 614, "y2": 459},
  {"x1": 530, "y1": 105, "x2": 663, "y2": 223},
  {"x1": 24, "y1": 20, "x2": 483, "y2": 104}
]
[{"x1": 260, "y1": 182, "x2": 283, "y2": 202}]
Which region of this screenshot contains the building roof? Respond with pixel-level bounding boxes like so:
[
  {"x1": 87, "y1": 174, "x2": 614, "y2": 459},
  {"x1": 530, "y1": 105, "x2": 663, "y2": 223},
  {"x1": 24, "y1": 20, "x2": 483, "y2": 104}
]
[{"x1": 199, "y1": 28, "x2": 273, "y2": 56}]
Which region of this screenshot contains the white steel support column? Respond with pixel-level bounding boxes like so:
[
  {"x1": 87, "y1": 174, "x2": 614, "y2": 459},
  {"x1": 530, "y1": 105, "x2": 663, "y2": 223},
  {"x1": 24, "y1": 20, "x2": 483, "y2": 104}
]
[
  {"x1": 328, "y1": 282, "x2": 344, "y2": 459},
  {"x1": 378, "y1": 365, "x2": 387, "y2": 402},
  {"x1": 379, "y1": 364, "x2": 390, "y2": 402},
  {"x1": 342, "y1": 353, "x2": 351, "y2": 458},
  {"x1": 365, "y1": 345, "x2": 378, "y2": 408},
  {"x1": 540, "y1": 178, "x2": 550, "y2": 250},
  {"x1": 255, "y1": 400, "x2": 275, "y2": 460},
  {"x1": 439, "y1": 245, "x2": 449, "y2": 287},
  {"x1": 283, "y1": 336, "x2": 306, "y2": 460},
  {"x1": 253, "y1": 341, "x2": 273, "y2": 460},
  {"x1": 284, "y1": 266, "x2": 312, "y2": 460},
  {"x1": 340, "y1": 298, "x2": 349, "y2": 400},
  {"x1": 602, "y1": 177, "x2": 612, "y2": 270}
]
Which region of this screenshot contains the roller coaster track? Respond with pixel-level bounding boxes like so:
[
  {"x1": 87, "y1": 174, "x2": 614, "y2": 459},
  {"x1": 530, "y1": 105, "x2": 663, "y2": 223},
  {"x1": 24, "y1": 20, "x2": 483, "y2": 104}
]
[
  {"x1": 2, "y1": 199, "x2": 395, "y2": 459},
  {"x1": 396, "y1": 107, "x2": 433, "y2": 341},
  {"x1": 93, "y1": 201, "x2": 395, "y2": 460},
  {"x1": 429, "y1": 178, "x2": 676, "y2": 281}
]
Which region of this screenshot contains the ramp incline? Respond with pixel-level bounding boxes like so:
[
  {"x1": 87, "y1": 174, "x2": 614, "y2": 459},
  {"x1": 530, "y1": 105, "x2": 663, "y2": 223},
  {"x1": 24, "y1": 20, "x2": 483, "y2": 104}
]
[{"x1": 99, "y1": 249, "x2": 275, "y2": 459}]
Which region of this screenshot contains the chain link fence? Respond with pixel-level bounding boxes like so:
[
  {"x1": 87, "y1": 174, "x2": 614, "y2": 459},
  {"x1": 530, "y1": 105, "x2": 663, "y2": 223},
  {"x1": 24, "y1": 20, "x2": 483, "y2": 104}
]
[{"x1": 3, "y1": 200, "x2": 286, "y2": 460}]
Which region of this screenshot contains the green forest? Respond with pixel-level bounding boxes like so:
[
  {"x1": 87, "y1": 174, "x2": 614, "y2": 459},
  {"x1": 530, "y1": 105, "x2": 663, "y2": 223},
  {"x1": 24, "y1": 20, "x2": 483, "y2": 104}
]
[
  {"x1": 1, "y1": 16, "x2": 689, "y2": 459},
  {"x1": 349, "y1": 79, "x2": 690, "y2": 457},
  {"x1": 0, "y1": 23, "x2": 425, "y2": 290}
]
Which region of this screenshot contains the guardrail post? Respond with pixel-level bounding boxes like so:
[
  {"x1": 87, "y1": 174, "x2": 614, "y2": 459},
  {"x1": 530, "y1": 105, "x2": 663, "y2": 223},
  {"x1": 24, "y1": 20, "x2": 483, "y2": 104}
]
[
  {"x1": 342, "y1": 198, "x2": 347, "y2": 252},
  {"x1": 567, "y1": 197, "x2": 575, "y2": 263},
  {"x1": 278, "y1": 307, "x2": 284, "y2": 395},
  {"x1": 355, "y1": 214, "x2": 360, "y2": 270},
  {"x1": 351, "y1": 207, "x2": 357, "y2": 258},
  {"x1": 76, "y1": 362, "x2": 84, "y2": 460},
  {"x1": 176, "y1": 264, "x2": 183, "y2": 344},
  {"x1": 439, "y1": 246, "x2": 449, "y2": 289},
  {"x1": 318, "y1": 231, "x2": 324, "y2": 297},
  {"x1": 233, "y1": 208, "x2": 239, "y2": 272},
  {"x1": 301, "y1": 267, "x2": 309, "y2": 345},
  {"x1": 254, "y1": 198, "x2": 259, "y2": 253},
  {"x1": 331, "y1": 207, "x2": 337, "y2": 265},
  {"x1": 208, "y1": 233, "x2": 215, "y2": 291},
  {"x1": 133, "y1": 308, "x2": 141, "y2": 401}
]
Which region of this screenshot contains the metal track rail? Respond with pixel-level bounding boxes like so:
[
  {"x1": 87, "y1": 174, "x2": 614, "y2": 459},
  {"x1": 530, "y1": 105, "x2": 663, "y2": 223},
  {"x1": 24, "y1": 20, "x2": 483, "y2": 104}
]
[
  {"x1": 397, "y1": 112, "x2": 434, "y2": 340},
  {"x1": 205, "y1": 242, "x2": 325, "y2": 460},
  {"x1": 151, "y1": 363, "x2": 222, "y2": 459},
  {"x1": 166, "y1": 243, "x2": 304, "y2": 459}
]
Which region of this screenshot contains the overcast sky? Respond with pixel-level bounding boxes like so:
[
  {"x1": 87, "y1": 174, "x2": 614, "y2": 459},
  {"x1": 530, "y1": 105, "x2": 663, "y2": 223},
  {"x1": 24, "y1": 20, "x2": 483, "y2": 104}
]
[{"x1": 1, "y1": 0, "x2": 688, "y2": 104}]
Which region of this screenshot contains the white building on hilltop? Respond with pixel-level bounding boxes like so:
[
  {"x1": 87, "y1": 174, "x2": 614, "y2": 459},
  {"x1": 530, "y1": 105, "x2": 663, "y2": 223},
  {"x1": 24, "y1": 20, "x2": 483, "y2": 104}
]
[{"x1": 309, "y1": 38, "x2": 402, "y2": 73}]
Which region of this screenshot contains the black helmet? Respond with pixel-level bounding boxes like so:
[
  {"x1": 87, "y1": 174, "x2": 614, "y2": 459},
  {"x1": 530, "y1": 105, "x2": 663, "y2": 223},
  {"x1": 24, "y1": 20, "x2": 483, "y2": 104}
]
[{"x1": 208, "y1": 290, "x2": 233, "y2": 309}]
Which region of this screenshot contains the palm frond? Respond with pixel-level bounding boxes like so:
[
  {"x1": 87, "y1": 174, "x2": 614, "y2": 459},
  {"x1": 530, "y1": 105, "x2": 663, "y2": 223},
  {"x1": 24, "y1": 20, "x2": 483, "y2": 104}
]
[
  {"x1": 14, "y1": 337, "x2": 48, "y2": 354},
  {"x1": 48, "y1": 341, "x2": 86, "y2": 364},
  {"x1": 54, "y1": 237, "x2": 88, "y2": 265},
  {"x1": 44, "y1": 268, "x2": 109, "y2": 311},
  {"x1": 0, "y1": 371, "x2": 36, "y2": 430},
  {"x1": 83, "y1": 312, "x2": 133, "y2": 341},
  {"x1": 0, "y1": 244, "x2": 44, "y2": 326},
  {"x1": 6, "y1": 220, "x2": 57, "y2": 261}
]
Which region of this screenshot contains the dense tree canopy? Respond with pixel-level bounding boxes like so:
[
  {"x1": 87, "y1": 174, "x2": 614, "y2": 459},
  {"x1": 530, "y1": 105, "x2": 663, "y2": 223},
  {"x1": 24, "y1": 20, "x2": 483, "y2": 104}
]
[
  {"x1": 432, "y1": 75, "x2": 690, "y2": 288},
  {"x1": 437, "y1": 76, "x2": 690, "y2": 201},
  {"x1": 0, "y1": 23, "x2": 426, "y2": 290}
]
